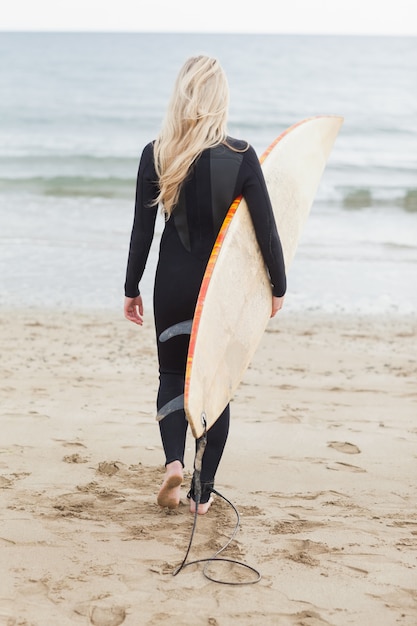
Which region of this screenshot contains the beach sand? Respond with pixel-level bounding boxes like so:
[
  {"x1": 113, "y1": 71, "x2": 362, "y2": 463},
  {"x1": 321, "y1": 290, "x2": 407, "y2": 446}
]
[{"x1": 0, "y1": 308, "x2": 416, "y2": 625}]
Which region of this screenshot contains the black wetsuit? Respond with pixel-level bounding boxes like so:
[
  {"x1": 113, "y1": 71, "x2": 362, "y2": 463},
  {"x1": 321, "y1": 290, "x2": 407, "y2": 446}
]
[{"x1": 125, "y1": 138, "x2": 286, "y2": 499}]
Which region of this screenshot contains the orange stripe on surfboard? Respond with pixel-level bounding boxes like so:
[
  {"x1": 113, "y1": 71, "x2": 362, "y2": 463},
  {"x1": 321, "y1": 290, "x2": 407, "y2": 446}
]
[{"x1": 184, "y1": 194, "x2": 242, "y2": 406}]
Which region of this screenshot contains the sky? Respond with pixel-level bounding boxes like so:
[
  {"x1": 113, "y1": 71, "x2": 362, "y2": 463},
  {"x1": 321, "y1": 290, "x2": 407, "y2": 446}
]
[{"x1": 1, "y1": 0, "x2": 416, "y2": 36}]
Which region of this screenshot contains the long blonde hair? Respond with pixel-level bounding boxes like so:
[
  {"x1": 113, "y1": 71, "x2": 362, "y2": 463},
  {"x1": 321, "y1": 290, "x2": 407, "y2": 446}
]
[{"x1": 153, "y1": 56, "x2": 230, "y2": 217}]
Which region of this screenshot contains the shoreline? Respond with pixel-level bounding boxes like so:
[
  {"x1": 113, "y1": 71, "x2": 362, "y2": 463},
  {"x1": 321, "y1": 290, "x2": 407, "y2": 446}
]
[{"x1": 1, "y1": 308, "x2": 416, "y2": 625}]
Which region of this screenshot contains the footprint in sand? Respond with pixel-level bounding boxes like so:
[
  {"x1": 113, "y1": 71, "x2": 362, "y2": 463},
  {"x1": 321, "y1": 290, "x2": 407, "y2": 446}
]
[
  {"x1": 0, "y1": 475, "x2": 13, "y2": 488},
  {"x1": 90, "y1": 605, "x2": 126, "y2": 626},
  {"x1": 288, "y1": 610, "x2": 332, "y2": 625},
  {"x1": 327, "y1": 441, "x2": 361, "y2": 455},
  {"x1": 97, "y1": 461, "x2": 121, "y2": 476},
  {"x1": 63, "y1": 453, "x2": 89, "y2": 464},
  {"x1": 328, "y1": 462, "x2": 366, "y2": 473}
]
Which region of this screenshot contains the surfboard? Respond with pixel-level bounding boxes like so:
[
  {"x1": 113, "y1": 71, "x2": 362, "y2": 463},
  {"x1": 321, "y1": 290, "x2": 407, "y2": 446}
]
[{"x1": 184, "y1": 115, "x2": 344, "y2": 439}]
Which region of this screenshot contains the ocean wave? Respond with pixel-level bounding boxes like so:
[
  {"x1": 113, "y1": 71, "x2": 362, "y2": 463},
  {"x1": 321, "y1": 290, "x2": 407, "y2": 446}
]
[
  {"x1": 340, "y1": 187, "x2": 417, "y2": 212},
  {"x1": 0, "y1": 175, "x2": 136, "y2": 198},
  {"x1": 0, "y1": 154, "x2": 139, "y2": 167},
  {"x1": 1, "y1": 175, "x2": 417, "y2": 213}
]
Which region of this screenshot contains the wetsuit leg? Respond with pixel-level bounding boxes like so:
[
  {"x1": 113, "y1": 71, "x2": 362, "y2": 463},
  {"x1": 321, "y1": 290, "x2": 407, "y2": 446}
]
[
  {"x1": 157, "y1": 373, "x2": 188, "y2": 466},
  {"x1": 199, "y1": 404, "x2": 230, "y2": 486},
  {"x1": 158, "y1": 370, "x2": 230, "y2": 496}
]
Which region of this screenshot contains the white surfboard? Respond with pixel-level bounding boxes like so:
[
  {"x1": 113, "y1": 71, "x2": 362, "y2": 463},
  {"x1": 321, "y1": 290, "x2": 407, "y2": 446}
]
[{"x1": 185, "y1": 116, "x2": 344, "y2": 439}]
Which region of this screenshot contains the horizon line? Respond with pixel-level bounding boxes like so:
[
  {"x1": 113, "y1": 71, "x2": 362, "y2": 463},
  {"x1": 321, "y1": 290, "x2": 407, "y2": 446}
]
[{"x1": 1, "y1": 29, "x2": 416, "y2": 37}]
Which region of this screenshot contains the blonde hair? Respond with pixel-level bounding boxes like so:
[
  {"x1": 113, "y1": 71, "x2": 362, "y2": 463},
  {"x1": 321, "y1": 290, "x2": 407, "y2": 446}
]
[{"x1": 153, "y1": 56, "x2": 230, "y2": 217}]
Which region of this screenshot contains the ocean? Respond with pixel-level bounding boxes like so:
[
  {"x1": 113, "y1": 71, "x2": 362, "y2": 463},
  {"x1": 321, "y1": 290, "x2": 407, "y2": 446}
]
[{"x1": 0, "y1": 32, "x2": 416, "y2": 314}]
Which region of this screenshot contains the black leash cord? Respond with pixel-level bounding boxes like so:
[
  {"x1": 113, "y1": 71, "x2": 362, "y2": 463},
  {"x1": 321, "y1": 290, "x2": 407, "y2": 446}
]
[
  {"x1": 173, "y1": 487, "x2": 261, "y2": 585},
  {"x1": 173, "y1": 415, "x2": 261, "y2": 584}
]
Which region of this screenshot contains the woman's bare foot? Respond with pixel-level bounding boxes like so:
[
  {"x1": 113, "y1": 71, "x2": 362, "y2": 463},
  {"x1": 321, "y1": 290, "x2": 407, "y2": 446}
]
[
  {"x1": 157, "y1": 461, "x2": 183, "y2": 509},
  {"x1": 189, "y1": 495, "x2": 214, "y2": 515}
]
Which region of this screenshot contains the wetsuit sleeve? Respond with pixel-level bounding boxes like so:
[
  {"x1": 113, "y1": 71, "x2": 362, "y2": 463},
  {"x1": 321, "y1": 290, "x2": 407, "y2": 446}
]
[
  {"x1": 124, "y1": 143, "x2": 159, "y2": 297},
  {"x1": 240, "y1": 146, "x2": 287, "y2": 297}
]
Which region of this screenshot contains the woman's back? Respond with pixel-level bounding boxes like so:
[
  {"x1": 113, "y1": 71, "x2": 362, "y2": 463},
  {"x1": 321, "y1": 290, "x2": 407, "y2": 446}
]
[{"x1": 161, "y1": 138, "x2": 248, "y2": 263}]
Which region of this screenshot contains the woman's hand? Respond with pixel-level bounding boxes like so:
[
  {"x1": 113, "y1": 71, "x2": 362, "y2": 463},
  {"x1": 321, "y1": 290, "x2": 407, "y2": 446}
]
[
  {"x1": 124, "y1": 295, "x2": 144, "y2": 325},
  {"x1": 271, "y1": 295, "x2": 285, "y2": 318}
]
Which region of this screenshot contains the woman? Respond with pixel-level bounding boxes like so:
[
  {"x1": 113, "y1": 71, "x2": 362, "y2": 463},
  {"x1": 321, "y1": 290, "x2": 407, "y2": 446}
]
[{"x1": 124, "y1": 56, "x2": 286, "y2": 514}]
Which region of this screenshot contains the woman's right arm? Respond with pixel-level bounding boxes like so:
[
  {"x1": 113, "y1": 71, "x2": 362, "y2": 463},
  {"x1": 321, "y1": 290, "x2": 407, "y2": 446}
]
[
  {"x1": 124, "y1": 143, "x2": 159, "y2": 305},
  {"x1": 240, "y1": 146, "x2": 287, "y2": 301}
]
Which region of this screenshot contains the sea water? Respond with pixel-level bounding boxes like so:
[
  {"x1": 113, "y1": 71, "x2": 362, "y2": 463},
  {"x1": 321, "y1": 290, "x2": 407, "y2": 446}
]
[{"x1": 0, "y1": 32, "x2": 416, "y2": 314}]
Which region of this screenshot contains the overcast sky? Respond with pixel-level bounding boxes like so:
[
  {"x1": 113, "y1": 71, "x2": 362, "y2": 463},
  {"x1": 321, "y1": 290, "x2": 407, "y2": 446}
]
[{"x1": 1, "y1": 0, "x2": 416, "y2": 35}]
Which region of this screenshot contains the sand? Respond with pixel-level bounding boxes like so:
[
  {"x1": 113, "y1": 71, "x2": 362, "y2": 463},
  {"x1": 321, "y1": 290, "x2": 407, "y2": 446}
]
[{"x1": 0, "y1": 308, "x2": 416, "y2": 626}]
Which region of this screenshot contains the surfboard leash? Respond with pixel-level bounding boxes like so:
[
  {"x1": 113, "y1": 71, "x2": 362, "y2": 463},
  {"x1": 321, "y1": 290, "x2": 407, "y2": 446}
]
[
  {"x1": 173, "y1": 414, "x2": 261, "y2": 585},
  {"x1": 172, "y1": 414, "x2": 207, "y2": 577}
]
